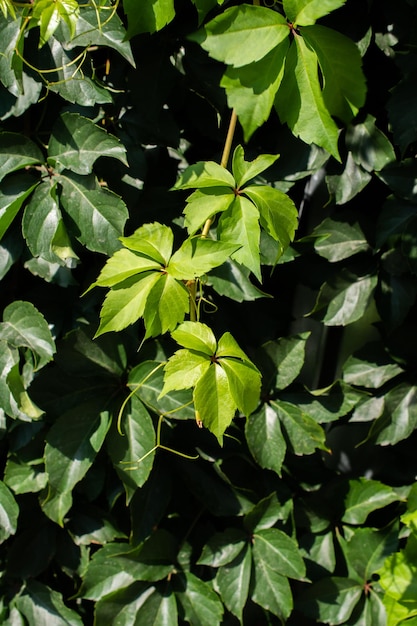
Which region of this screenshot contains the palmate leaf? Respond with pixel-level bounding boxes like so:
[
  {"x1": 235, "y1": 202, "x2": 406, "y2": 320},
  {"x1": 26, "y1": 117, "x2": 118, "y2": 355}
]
[
  {"x1": 174, "y1": 161, "x2": 235, "y2": 190},
  {"x1": 120, "y1": 222, "x2": 173, "y2": 265},
  {"x1": 232, "y1": 145, "x2": 280, "y2": 188},
  {"x1": 221, "y1": 40, "x2": 290, "y2": 142},
  {"x1": 48, "y1": 112, "x2": 127, "y2": 175},
  {"x1": 167, "y1": 237, "x2": 240, "y2": 280},
  {"x1": 275, "y1": 34, "x2": 340, "y2": 159},
  {"x1": 183, "y1": 188, "x2": 234, "y2": 235},
  {"x1": 283, "y1": 0, "x2": 346, "y2": 27},
  {"x1": 191, "y1": 4, "x2": 289, "y2": 68}
]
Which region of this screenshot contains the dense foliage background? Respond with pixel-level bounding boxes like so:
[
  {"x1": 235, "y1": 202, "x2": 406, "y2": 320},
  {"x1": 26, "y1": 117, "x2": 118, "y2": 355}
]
[{"x1": 1, "y1": 0, "x2": 417, "y2": 624}]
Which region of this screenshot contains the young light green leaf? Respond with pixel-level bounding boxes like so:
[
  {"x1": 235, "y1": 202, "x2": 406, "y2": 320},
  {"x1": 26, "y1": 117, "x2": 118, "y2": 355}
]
[
  {"x1": 222, "y1": 41, "x2": 289, "y2": 142},
  {"x1": 174, "y1": 571, "x2": 224, "y2": 626},
  {"x1": 167, "y1": 237, "x2": 240, "y2": 280},
  {"x1": 183, "y1": 188, "x2": 234, "y2": 235},
  {"x1": 219, "y1": 358, "x2": 261, "y2": 416},
  {"x1": 174, "y1": 161, "x2": 235, "y2": 190},
  {"x1": 253, "y1": 528, "x2": 306, "y2": 580},
  {"x1": 194, "y1": 363, "x2": 237, "y2": 443},
  {"x1": 245, "y1": 404, "x2": 286, "y2": 476},
  {"x1": 107, "y1": 396, "x2": 156, "y2": 493},
  {"x1": 171, "y1": 321, "x2": 217, "y2": 355},
  {"x1": 232, "y1": 145, "x2": 280, "y2": 190},
  {"x1": 342, "y1": 478, "x2": 400, "y2": 525},
  {"x1": 192, "y1": 4, "x2": 288, "y2": 68},
  {"x1": 275, "y1": 35, "x2": 340, "y2": 159},
  {"x1": 0, "y1": 173, "x2": 39, "y2": 239},
  {"x1": 218, "y1": 195, "x2": 261, "y2": 280},
  {"x1": 0, "y1": 133, "x2": 44, "y2": 182},
  {"x1": 0, "y1": 480, "x2": 19, "y2": 543},
  {"x1": 91, "y1": 249, "x2": 162, "y2": 290},
  {"x1": 48, "y1": 112, "x2": 127, "y2": 175},
  {"x1": 119, "y1": 222, "x2": 174, "y2": 266},
  {"x1": 283, "y1": 0, "x2": 346, "y2": 26},
  {"x1": 143, "y1": 273, "x2": 190, "y2": 339},
  {"x1": 95, "y1": 272, "x2": 161, "y2": 337},
  {"x1": 0, "y1": 300, "x2": 56, "y2": 369},
  {"x1": 302, "y1": 25, "x2": 366, "y2": 123},
  {"x1": 244, "y1": 185, "x2": 298, "y2": 253},
  {"x1": 32, "y1": 0, "x2": 79, "y2": 47},
  {"x1": 124, "y1": 0, "x2": 175, "y2": 37},
  {"x1": 160, "y1": 350, "x2": 211, "y2": 397},
  {"x1": 215, "y1": 545, "x2": 251, "y2": 622},
  {"x1": 216, "y1": 331, "x2": 253, "y2": 362}
]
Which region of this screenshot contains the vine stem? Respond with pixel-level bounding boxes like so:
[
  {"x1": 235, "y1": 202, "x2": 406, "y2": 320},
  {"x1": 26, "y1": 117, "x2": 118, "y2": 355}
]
[{"x1": 201, "y1": 109, "x2": 238, "y2": 238}]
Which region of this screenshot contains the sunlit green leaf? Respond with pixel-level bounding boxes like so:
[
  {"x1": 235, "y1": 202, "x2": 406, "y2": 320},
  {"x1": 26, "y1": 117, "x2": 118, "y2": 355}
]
[
  {"x1": 198, "y1": 528, "x2": 247, "y2": 567},
  {"x1": 124, "y1": 0, "x2": 175, "y2": 36},
  {"x1": 194, "y1": 362, "x2": 237, "y2": 443},
  {"x1": 168, "y1": 237, "x2": 240, "y2": 280},
  {"x1": 342, "y1": 478, "x2": 400, "y2": 525},
  {"x1": 16, "y1": 580, "x2": 83, "y2": 626},
  {"x1": 283, "y1": 0, "x2": 346, "y2": 25},
  {"x1": 119, "y1": 222, "x2": 173, "y2": 266},
  {"x1": 183, "y1": 188, "x2": 234, "y2": 235}
]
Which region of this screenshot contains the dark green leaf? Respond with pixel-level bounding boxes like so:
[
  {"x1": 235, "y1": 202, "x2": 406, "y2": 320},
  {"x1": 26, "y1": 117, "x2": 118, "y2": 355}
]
[
  {"x1": 215, "y1": 545, "x2": 251, "y2": 622},
  {"x1": 129, "y1": 584, "x2": 178, "y2": 626},
  {"x1": 260, "y1": 332, "x2": 311, "y2": 391},
  {"x1": 16, "y1": 580, "x2": 83, "y2": 626},
  {"x1": 198, "y1": 528, "x2": 247, "y2": 567},
  {"x1": 346, "y1": 525, "x2": 399, "y2": 580},
  {"x1": 387, "y1": 73, "x2": 417, "y2": 154},
  {"x1": 0, "y1": 300, "x2": 55, "y2": 369},
  {"x1": 245, "y1": 404, "x2": 286, "y2": 476},
  {"x1": 174, "y1": 571, "x2": 224, "y2": 626},
  {"x1": 298, "y1": 577, "x2": 363, "y2": 625},
  {"x1": 206, "y1": 258, "x2": 270, "y2": 302},
  {"x1": 272, "y1": 399, "x2": 328, "y2": 455},
  {"x1": 342, "y1": 342, "x2": 403, "y2": 389},
  {"x1": 0, "y1": 480, "x2": 19, "y2": 543},
  {"x1": 253, "y1": 528, "x2": 306, "y2": 580},
  {"x1": 0, "y1": 173, "x2": 39, "y2": 240},
  {"x1": 342, "y1": 478, "x2": 400, "y2": 525},
  {"x1": 49, "y1": 112, "x2": 127, "y2": 175},
  {"x1": 0, "y1": 133, "x2": 43, "y2": 182},
  {"x1": 346, "y1": 114, "x2": 396, "y2": 172},
  {"x1": 313, "y1": 216, "x2": 369, "y2": 262},
  {"x1": 326, "y1": 153, "x2": 372, "y2": 204},
  {"x1": 107, "y1": 396, "x2": 156, "y2": 495},
  {"x1": 251, "y1": 556, "x2": 293, "y2": 621},
  {"x1": 370, "y1": 383, "x2": 417, "y2": 446},
  {"x1": 244, "y1": 490, "x2": 293, "y2": 532},
  {"x1": 124, "y1": 0, "x2": 175, "y2": 36},
  {"x1": 377, "y1": 159, "x2": 417, "y2": 202}
]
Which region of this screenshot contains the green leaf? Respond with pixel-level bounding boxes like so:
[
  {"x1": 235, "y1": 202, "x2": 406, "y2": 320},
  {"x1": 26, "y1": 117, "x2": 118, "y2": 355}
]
[
  {"x1": 63, "y1": 7, "x2": 135, "y2": 66},
  {"x1": 4, "y1": 457, "x2": 48, "y2": 495},
  {"x1": 313, "y1": 216, "x2": 369, "y2": 262},
  {"x1": 0, "y1": 133, "x2": 44, "y2": 182},
  {"x1": 376, "y1": 159, "x2": 417, "y2": 203},
  {"x1": 245, "y1": 404, "x2": 286, "y2": 476},
  {"x1": 191, "y1": 5, "x2": 289, "y2": 68},
  {"x1": 283, "y1": 0, "x2": 346, "y2": 25},
  {"x1": 198, "y1": 528, "x2": 247, "y2": 567},
  {"x1": 0, "y1": 173, "x2": 39, "y2": 240},
  {"x1": 260, "y1": 332, "x2": 311, "y2": 391},
  {"x1": 0, "y1": 14, "x2": 20, "y2": 89},
  {"x1": 124, "y1": 0, "x2": 175, "y2": 36},
  {"x1": 253, "y1": 528, "x2": 306, "y2": 580},
  {"x1": 219, "y1": 357, "x2": 261, "y2": 416},
  {"x1": 232, "y1": 145, "x2": 281, "y2": 189},
  {"x1": 107, "y1": 396, "x2": 156, "y2": 494},
  {"x1": 218, "y1": 195, "x2": 261, "y2": 280},
  {"x1": 170, "y1": 321, "x2": 217, "y2": 355},
  {"x1": 119, "y1": 222, "x2": 174, "y2": 266},
  {"x1": 215, "y1": 544, "x2": 251, "y2": 622},
  {"x1": 132, "y1": 584, "x2": 178, "y2": 626},
  {"x1": 370, "y1": 383, "x2": 417, "y2": 446},
  {"x1": 174, "y1": 161, "x2": 235, "y2": 190},
  {"x1": 342, "y1": 478, "x2": 400, "y2": 525},
  {"x1": 43, "y1": 406, "x2": 111, "y2": 525},
  {"x1": 161, "y1": 349, "x2": 210, "y2": 396},
  {"x1": 346, "y1": 114, "x2": 396, "y2": 171},
  {"x1": 342, "y1": 343, "x2": 403, "y2": 389},
  {"x1": 32, "y1": 0, "x2": 79, "y2": 47},
  {"x1": 22, "y1": 180, "x2": 77, "y2": 266},
  {"x1": 59, "y1": 182, "x2": 128, "y2": 256},
  {"x1": 0, "y1": 300, "x2": 56, "y2": 369},
  {"x1": 346, "y1": 526, "x2": 399, "y2": 581},
  {"x1": 271, "y1": 399, "x2": 328, "y2": 455},
  {"x1": 91, "y1": 249, "x2": 162, "y2": 289},
  {"x1": 298, "y1": 577, "x2": 363, "y2": 625},
  {"x1": 48, "y1": 112, "x2": 127, "y2": 175},
  {"x1": 275, "y1": 35, "x2": 340, "y2": 159},
  {"x1": 251, "y1": 556, "x2": 293, "y2": 621},
  {"x1": 206, "y1": 258, "x2": 270, "y2": 302},
  {"x1": 143, "y1": 273, "x2": 190, "y2": 339},
  {"x1": 326, "y1": 153, "x2": 372, "y2": 204},
  {"x1": 174, "y1": 571, "x2": 224, "y2": 626},
  {"x1": 194, "y1": 362, "x2": 237, "y2": 443},
  {"x1": 95, "y1": 272, "x2": 161, "y2": 337},
  {"x1": 302, "y1": 25, "x2": 366, "y2": 123},
  {"x1": 0, "y1": 480, "x2": 19, "y2": 543},
  {"x1": 387, "y1": 74, "x2": 417, "y2": 154},
  {"x1": 167, "y1": 237, "x2": 240, "y2": 280},
  {"x1": 16, "y1": 580, "x2": 83, "y2": 626},
  {"x1": 312, "y1": 270, "x2": 377, "y2": 326},
  {"x1": 244, "y1": 490, "x2": 293, "y2": 532},
  {"x1": 222, "y1": 41, "x2": 289, "y2": 142},
  {"x1": 183, "y1": 188, "x2": 234, "y2": 235}
]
